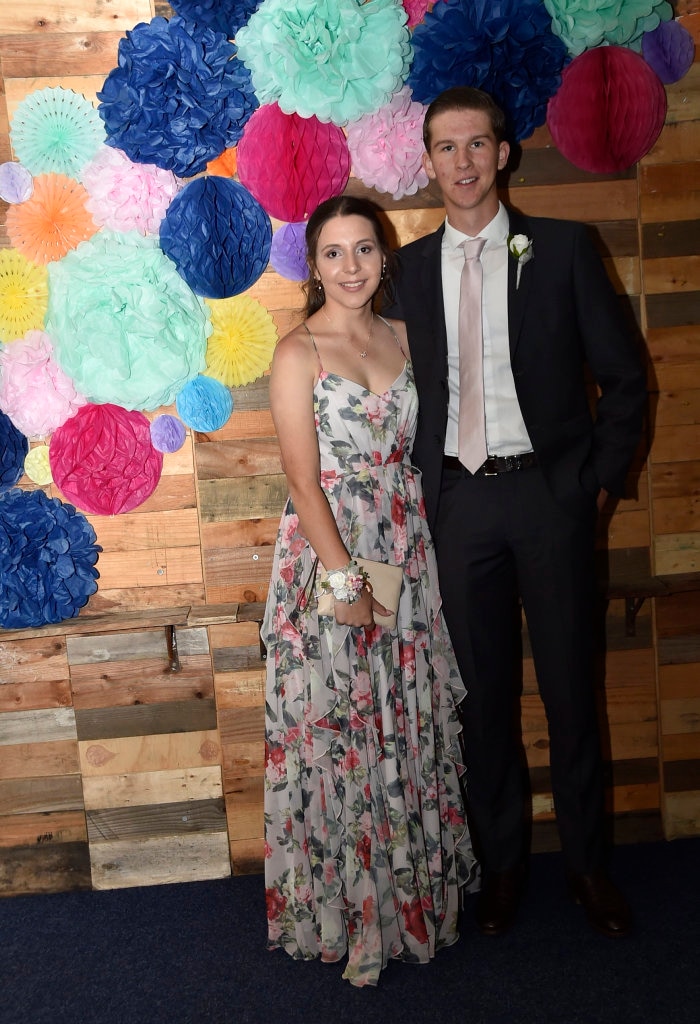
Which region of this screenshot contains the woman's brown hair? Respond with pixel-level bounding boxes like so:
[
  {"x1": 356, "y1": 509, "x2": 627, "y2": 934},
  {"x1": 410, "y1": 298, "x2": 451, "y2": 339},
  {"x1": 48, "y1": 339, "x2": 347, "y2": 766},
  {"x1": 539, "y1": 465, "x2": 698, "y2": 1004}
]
[{"x1": 301, "y1": 195, "x2": 396, "y2": 318}]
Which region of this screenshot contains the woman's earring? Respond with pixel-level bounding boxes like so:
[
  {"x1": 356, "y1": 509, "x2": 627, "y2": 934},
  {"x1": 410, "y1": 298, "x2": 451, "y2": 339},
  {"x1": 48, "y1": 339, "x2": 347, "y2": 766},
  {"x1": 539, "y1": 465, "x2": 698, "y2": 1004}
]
[
  {"x1": 380, "y1": 262, "x2": 386, "y2": 283},
  {"x1": 315, "y1": 278, "x2": 323, "y2": 292}
]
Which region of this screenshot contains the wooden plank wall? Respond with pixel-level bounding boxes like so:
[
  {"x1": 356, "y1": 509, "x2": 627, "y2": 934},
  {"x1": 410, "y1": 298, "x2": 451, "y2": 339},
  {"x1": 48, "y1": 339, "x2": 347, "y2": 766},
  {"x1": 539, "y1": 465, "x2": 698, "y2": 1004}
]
[
  {"x1": 0, "y1": 0, "x2": 233, "y2": 895},
  {"x1": 642, "y1": 2, "x2": 700, "y2": 838},
  {"x1": 0, "y1": 1, "x2": 698, "y2": 894},
  {"x1": 0, "y1": 616, "x2": 231, "y2": 893},
  {"x1": 0, "y1": 636, "x2": 91, "y2": 894}
]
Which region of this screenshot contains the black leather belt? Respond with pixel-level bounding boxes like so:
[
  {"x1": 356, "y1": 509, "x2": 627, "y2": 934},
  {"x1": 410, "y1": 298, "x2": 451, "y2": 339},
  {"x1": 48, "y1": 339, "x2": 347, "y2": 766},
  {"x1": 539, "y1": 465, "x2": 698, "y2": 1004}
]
[{"x1": 442, "y1": 452, "x2": 538, "y2": 476}]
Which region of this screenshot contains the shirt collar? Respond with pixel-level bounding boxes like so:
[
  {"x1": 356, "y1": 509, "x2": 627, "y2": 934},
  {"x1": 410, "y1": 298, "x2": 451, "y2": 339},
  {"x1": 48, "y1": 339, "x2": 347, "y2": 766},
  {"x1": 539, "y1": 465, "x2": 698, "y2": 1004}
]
[{"x1": 444, "y1": 201, "x2": 510, "y2": 252}]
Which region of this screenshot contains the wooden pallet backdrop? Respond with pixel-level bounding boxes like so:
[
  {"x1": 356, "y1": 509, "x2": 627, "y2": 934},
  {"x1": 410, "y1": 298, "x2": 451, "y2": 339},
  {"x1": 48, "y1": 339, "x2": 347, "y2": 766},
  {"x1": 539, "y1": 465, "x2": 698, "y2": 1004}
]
[{"x1": 1, "y1": 1, "x2": 699, "y2": 895}]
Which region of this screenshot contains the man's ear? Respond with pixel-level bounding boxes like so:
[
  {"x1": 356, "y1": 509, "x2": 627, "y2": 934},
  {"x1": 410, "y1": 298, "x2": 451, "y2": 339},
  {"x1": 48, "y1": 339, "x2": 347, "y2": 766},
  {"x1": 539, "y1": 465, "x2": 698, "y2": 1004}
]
[
  {"x1": 422, "y1": 149, "x2": 436, "y2": 181},
  {"x1": 498, "y1": 141, "x2": 510, "y2": 170}
]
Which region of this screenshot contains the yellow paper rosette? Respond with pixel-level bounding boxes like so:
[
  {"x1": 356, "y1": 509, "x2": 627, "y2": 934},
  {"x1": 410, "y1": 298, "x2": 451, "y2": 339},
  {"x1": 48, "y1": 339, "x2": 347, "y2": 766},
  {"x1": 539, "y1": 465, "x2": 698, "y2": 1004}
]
[
  {"x1": 24, "y1": 444, "x2": 53, "y2": 486},
  {"x1": 204, "y1": 294, "x2": 278, "y2": 387},
  {"x1": 0, "y1": 249, "x2": 49, "y2": 343}
]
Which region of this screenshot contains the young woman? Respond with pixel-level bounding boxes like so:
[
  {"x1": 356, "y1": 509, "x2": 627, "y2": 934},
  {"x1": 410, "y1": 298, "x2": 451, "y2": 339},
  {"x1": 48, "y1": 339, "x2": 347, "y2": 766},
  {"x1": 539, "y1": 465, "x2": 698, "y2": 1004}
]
[{"x1": 262, "y1": 196, "x2": 477, "y2": 986}]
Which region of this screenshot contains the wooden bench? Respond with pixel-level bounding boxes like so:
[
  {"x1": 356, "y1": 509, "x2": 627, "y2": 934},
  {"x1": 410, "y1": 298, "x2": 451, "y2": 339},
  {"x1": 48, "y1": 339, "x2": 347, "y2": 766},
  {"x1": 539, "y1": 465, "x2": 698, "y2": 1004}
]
[
  {"x1": 2, "y1": 565, "x2": 700, "y2": 650},
  {"x1": 600, "y1": 571, "x2": 700, "y2": 636},
  {"x1": 0, "y1": 602, "x2": 267, "y2": 671}
]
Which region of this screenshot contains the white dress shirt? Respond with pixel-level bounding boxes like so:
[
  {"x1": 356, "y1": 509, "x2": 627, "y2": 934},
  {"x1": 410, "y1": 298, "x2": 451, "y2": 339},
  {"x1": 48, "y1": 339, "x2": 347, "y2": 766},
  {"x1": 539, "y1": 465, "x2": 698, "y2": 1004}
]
[{"x1": 441, "y1": 202, "x2": 533, "y2": 459}]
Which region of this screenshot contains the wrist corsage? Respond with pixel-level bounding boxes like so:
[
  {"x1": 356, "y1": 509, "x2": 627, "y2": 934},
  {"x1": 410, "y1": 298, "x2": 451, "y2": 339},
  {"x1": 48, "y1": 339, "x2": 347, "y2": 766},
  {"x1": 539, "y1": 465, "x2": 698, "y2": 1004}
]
[
  {"x1": 508, "y1": 233, "x2": 533, "y2": 288},
  {"x1": 320, "y1": 559, "x2": 370, "y2": 604}
]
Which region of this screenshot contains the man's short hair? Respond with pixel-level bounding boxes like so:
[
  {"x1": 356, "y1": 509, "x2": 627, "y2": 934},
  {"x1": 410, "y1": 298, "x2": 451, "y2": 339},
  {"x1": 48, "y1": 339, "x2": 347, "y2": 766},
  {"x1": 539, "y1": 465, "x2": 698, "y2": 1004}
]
[{"x1": 422, "y1": 87, "x2": 508, "y2": 150}]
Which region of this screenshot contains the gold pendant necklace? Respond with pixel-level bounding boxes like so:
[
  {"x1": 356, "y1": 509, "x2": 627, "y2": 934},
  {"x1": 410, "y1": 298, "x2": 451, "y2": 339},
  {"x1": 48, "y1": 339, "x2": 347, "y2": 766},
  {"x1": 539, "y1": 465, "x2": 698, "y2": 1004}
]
[
  {"x1": 357, "y1": 314, "x2": 375, "y2": 358},
  {"x1": 320, "y1": 308, "x2": 375, "y2": 358}
]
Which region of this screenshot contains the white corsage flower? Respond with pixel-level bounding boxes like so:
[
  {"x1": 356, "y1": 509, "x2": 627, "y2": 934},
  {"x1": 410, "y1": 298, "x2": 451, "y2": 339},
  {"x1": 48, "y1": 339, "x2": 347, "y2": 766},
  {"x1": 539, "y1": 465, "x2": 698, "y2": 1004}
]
[{"x1": 508, "y1": 234, "x2": 533, "y2": 288}]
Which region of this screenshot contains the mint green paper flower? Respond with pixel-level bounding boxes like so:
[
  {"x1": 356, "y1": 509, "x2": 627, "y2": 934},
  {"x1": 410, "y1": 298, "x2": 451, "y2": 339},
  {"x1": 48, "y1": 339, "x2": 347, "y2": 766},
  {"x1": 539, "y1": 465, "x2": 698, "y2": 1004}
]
[
  {"x1": 10, "y1": 87, "x2": 105, "y2": 177},
  {"x1": 45, "y1": 231, "x2": 210, "y2": 411},
  {"x1": 235, "y1": 0, "x2": 412, "y2": 126},
  {"x1": 544, "y1": 0, "x2": 674, "y2": 56}
]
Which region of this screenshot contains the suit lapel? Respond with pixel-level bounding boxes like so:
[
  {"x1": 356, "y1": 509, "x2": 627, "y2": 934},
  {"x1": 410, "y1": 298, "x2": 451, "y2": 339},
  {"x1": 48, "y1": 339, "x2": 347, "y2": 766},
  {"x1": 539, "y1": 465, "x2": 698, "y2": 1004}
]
[
  {"x1": 506, "y1": 210, "x2": 532, "y2": 359},
  {"x1": 420, "y1": 225, "x2": 448, "y2": 359}
]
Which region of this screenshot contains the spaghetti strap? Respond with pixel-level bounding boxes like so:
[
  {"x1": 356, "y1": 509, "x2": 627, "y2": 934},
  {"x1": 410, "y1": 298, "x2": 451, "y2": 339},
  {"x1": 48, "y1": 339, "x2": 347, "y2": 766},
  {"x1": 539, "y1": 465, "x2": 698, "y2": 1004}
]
[
  {"x1": 376, "y1": 314, "x2": 408, "y2": 361},
  {"x1": 302, "y1": 321, "x2": 324, "y2": 372},
  {"x1": 305, "y1": 315, "x2": 407, "y2": 373}
]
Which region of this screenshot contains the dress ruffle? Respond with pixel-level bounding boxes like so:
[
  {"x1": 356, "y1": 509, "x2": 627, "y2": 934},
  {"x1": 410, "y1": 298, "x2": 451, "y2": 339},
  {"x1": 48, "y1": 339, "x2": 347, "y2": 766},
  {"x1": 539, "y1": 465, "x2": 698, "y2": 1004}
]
[{"x1": 262, "y1": 363, "x2": 478, "y2": 986}]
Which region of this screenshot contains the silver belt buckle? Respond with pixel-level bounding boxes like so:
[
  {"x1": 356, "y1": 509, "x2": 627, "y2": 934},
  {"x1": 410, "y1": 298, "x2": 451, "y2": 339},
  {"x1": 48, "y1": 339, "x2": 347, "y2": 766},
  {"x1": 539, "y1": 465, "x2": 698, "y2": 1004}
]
[{"x1": 483, "y1": 459, "x2": 498, "y2": 477}]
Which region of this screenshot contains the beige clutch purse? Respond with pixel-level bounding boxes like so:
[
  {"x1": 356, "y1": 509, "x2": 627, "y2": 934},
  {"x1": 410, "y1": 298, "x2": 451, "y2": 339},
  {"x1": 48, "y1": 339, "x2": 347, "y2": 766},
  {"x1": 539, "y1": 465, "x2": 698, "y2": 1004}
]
[{"x1": 318, "y1": 558, "x2": 403, "y2": 629}]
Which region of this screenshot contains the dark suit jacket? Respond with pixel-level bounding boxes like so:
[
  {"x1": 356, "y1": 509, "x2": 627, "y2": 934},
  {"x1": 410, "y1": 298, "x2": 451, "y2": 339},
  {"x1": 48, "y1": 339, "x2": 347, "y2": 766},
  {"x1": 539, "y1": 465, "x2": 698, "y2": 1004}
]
[{"x1": 383, "y1": 209, "x2": 647, "y2": 527}]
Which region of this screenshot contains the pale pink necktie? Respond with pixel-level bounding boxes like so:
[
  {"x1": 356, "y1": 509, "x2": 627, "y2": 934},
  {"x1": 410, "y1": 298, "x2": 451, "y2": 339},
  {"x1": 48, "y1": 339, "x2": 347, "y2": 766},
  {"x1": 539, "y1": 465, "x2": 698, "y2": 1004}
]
[{"x1": 457, "y1": 237, "x2": 487, "y2": 473}]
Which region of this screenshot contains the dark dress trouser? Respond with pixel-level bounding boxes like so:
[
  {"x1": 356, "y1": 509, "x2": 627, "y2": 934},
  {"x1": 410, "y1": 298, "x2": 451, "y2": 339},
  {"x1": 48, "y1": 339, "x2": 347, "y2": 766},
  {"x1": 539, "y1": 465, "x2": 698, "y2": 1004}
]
[{"x1": 434, "y1": 461, "x2": 605, "y2": 877}]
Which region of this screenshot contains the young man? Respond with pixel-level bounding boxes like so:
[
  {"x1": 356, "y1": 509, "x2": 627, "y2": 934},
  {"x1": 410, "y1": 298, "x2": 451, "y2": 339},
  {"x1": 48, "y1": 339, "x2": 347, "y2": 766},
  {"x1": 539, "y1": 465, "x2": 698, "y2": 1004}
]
[{"x1": 383, "y1": 87, "x2": 647, "y2": 938}]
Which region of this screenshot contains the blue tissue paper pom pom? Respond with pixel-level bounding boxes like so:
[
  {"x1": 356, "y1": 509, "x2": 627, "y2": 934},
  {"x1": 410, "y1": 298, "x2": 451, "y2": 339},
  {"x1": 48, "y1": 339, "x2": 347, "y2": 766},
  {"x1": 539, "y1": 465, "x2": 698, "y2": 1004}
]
[
  {"x1": 176, "y1": 376, "x2": 234, "y2": 432},
  {"x1": 408, "y1": 0, "x2": 568, "y2": 143},
  {"x1": 160, "y1": 177, "x2": 272, "y2": 299},
  {"x1": 169, "y1": 0, "x2": 261, "y2": 37},
  {"x1": 0, "y1": 410, "x2": 29, "y2": 493},
  {"x1": 97, "y1": 16, "x2": 258, "y2": 176},
  {"x1": 0, "y1": 488, "x2": 101, "y2": 628}
]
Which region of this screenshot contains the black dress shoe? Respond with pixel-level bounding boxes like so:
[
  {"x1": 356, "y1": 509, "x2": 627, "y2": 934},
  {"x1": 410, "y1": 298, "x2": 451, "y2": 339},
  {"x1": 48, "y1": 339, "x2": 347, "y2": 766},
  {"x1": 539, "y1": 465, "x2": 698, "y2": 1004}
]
[
  {"x1": 568, "y1": 871, "x2": 633, "y2": 938},
  {"x1": 475, "y1": 867, "x2": 524, "y2": 936}
]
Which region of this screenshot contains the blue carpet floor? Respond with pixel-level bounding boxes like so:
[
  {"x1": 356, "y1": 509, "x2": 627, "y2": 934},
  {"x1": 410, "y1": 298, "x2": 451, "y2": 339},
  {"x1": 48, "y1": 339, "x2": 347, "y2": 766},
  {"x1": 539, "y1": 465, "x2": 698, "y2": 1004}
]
[{"x1": 3, "y1": 837, "x2": 699, "y2": 1024}]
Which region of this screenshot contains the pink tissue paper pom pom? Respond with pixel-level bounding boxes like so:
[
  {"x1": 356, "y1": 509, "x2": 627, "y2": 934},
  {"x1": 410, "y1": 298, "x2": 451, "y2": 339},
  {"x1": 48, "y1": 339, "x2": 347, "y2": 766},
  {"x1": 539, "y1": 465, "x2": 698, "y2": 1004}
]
[
  {"x1": 81, "y1": 146, "x2": 181, "y2": 235},
  {"x1": 402, "y1": 0, "x2": 433, "y2": 29},
  {"x1": 0, "y1": 329, "x2": 87, "y2": 438},
  {"x1": 547, "y1": 46, "x2": 667, "y2": 173},
  {"x1": 346, "y1": 86, "x2": 429, "y2": 201}
]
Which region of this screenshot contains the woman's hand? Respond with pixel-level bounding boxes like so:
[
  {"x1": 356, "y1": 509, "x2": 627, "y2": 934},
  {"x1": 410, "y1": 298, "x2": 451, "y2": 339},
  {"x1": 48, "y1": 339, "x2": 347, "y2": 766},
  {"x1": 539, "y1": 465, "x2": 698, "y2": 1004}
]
[{"x1": 333, "y1": 585, "x2": 390, "y2": 628}]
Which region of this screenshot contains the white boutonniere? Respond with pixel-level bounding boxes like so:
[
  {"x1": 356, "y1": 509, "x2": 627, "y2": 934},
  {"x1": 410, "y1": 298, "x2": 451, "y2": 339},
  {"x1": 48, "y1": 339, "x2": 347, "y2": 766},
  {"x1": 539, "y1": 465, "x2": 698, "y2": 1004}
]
[{"x1": 508, "y1": 233, "x2": 533, "y2": 288}]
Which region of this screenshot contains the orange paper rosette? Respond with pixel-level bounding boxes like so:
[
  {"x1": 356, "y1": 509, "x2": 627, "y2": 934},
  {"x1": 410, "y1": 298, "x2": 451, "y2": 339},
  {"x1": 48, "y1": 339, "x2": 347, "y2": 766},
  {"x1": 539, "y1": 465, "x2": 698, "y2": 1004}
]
[
  {"x1": 206, "y1": 147, "x2": 238, "y2": 177},
  {"x1": 6, "y1": 173, "x2": 99, "y2": 265}
]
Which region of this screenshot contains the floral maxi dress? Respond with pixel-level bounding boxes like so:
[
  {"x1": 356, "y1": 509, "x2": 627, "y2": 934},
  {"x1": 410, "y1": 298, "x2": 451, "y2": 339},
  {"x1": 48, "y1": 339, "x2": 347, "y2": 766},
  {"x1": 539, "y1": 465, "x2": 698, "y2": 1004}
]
[{"x1": 262, "y1": 358, "x2": 478, "y2": 987}]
